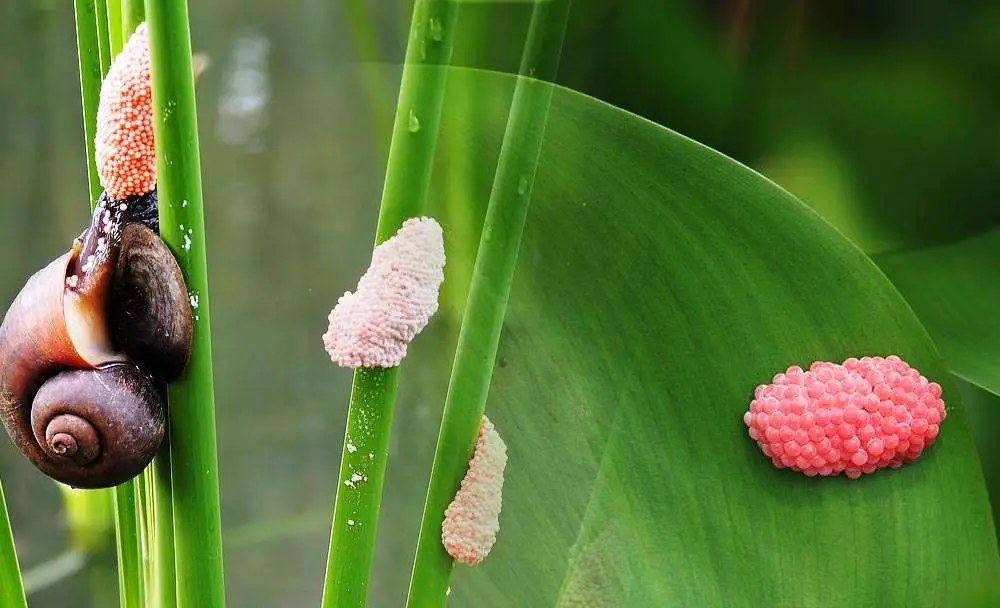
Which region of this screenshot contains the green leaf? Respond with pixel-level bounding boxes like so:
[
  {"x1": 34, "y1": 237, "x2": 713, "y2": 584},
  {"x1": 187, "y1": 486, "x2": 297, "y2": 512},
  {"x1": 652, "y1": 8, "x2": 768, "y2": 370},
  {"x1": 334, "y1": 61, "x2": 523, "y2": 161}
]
[
  {"x1": 877, "y1": 229, "x2": 1000, "y2": 397},
  {"x1": 958, "y1": 379, "x2": 1000, "y2": 530},
  {"x1": 409, "y1": 67, "x2": 1000, "y2": 606},
  {"x1": 0, "y1": 479, "x2": 26, "y2": 608}
]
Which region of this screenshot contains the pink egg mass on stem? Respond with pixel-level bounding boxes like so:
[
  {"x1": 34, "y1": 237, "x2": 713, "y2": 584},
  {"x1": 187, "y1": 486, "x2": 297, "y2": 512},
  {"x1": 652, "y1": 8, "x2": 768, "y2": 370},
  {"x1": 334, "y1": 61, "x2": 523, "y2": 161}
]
[
  {"x1": 95, "y1": 23, "x2": 157, "y2": 201},
  {"x1": 442, "y1": 416, "x2": 507, "y2": 566},
  {"x1": 323, "y1": 217, "x2": 445, "y2": 368},
  {"x1": 744, "y1": 355, "x2": 946, "y2": 479}
]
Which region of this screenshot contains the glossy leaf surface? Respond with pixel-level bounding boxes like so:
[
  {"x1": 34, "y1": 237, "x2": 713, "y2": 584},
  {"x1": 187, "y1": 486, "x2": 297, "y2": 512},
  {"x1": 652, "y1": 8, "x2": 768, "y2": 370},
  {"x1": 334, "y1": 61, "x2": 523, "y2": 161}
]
[{"x1": 413, "y1": 68, "x2": 1000, "y2": 606}]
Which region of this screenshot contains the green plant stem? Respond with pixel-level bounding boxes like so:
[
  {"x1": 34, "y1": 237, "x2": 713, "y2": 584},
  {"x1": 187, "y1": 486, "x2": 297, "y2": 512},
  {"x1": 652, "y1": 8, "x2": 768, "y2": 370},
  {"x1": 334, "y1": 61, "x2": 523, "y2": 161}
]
[
  {"x1": 144, "y1": 1, "x2": 225, "y2": 605},
  {"x1": 106, "y1": 0, "x2": 124, "y2": 56},
  {"x1": 124, "y1": 5, "x2": 176, "y2": 606},
  {"x1": 0, "y1": 480, "x2": 26, "y2": 608},
  {"x1": 73, "y1": 0, "x2": 103, "y2": 201},
  {"x1": 122, "y1": 0, "x2": 144, "y2": 33},
  {"x1": 74, "y1": 3, "x2": 144, "y2": 606},
  {"x1": 322, "y1": 368, "x2": 399, "y2": 605},
  {"x1": 113, "y1": 485, "x2": 143, "y2": 607},
  {"x1": 133, "y1": 475, "x2": 151, "y2": 600},
  {"x1": 320, "y1": 1, "x2": 459, "y2": 606},
  {"x1": 152, "y1": 444, "x2": 176, "y2": 607},
  {"x1": 95, "y1": 0, "x2": 111, "y2": 74},
  {"x1": 123, "y1": 5, "x2": 163, "y2": 607},
  {"x1": 370, "y1": 1, "x2": 457, "y2": 242},
  {"x1": 406, "y1": 1, "x2": 572, "y2": 604}
]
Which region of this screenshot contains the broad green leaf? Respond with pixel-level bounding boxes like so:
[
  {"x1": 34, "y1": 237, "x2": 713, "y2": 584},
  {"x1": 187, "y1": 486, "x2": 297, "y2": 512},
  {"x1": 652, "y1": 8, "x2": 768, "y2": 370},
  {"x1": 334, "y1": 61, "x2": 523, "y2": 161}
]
[
  {"x1": 958, "y1": 379, "x2": 1000, "y2": 528},
  {"x1": 877, "y1": 229, "x2": 1000, "y2": 397},
  {"x1": 875, "y1": 229, "x2": 1000, "y2": 541},
  {"x1": 411, "y1": 68, "x2": 1000, "y2": 606}
]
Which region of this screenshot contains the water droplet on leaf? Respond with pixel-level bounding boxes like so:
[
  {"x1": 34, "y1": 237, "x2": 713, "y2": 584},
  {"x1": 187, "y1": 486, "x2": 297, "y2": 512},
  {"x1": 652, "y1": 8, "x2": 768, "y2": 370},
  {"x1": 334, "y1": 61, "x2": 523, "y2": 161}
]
[
  {"x1": 517, "y1": 176, "x2": 529, "y2": 195},
  {"x1": 429, "y1": 18, "x2": 443, "y2": 42}
]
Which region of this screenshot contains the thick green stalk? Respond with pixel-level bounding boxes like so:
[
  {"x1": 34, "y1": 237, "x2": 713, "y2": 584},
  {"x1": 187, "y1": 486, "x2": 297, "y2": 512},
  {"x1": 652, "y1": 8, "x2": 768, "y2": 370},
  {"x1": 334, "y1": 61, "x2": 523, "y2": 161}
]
[
  {"x1": 134, "y1": 475, "x2": 151, "y2": 599},
  {"x1": 122, "y1": 0, "x2": 144, "y2": 33},
  {"x1": 406, "y1": 1, "x2": 572, "y2": 604},
  {"x1": 95, "y1": 0, "x2": 111, "y2": 73},
  {"x1": 113, "y1": 485, "x2": 143, "y2": 607},
  {"x1": 122, "y1": 6, "x2": 175, "y2": 606},
  {"x1": 74, "y1": 3, "x2": 144, "y2": 606},
  {"x1": 144, "y1": 1, "x2": 225, "y2": 605},
  {"x1": 370, "y1": 0, "x2": 458, "y2": 241},
  {"x1": 106, "y1": 0, "x2": 124, "y2": 56},
  {"x1": 73, "y1": 0, "x2": 103, "y2": 200},
  {"x1": 151, "y1": 445, "x2": 177, "y2": 607},
  {"x1": 0, "y1": 480, "x2": 26, "y2": 608},
  {"x1": 320, "y1": 1, "x2": 459, "y2": 605},
  {"x1": 120, "y1": 6, "x2": 165, "y2": 606}
]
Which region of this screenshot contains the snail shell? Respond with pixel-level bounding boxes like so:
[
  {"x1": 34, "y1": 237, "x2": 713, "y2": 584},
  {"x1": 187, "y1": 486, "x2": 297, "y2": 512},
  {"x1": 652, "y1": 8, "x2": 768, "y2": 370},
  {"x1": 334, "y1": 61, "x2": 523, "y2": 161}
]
[{"x1": 0, "y1": 196, "x2": 192, "y2": 488}]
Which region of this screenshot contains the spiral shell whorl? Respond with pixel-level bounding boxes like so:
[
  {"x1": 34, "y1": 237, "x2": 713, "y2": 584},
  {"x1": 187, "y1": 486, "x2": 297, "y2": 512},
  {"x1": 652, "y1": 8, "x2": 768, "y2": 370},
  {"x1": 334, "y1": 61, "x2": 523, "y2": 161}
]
[
  {"x1": 44, "y1": 414, "x2": 100, "y2": 465},
  {"x1": 29, "y1": 365, "x2": 165, "y2": 488}
]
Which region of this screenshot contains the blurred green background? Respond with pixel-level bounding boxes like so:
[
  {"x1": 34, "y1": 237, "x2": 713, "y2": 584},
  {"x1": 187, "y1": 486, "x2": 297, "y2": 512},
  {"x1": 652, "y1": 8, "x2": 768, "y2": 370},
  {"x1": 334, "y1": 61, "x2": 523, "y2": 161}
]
[{"x1": 0, "y1": 1, "x2": 997, "y2": 605}]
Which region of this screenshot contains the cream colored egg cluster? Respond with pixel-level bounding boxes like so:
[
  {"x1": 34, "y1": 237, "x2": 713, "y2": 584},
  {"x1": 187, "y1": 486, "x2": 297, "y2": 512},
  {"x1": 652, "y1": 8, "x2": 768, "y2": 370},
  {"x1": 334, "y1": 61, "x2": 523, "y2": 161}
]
[
  {"x1": 744, "y1": 356, "x2": 945, "y2": 479},
  {"x1": 95, "y1": 23, "x2": 157, "y2": 201},
  {"x1": 442, "y1": 416, "x2": 507, "y2": 565},
  {"x1": 323, "y1": 217, "x2": 445, "y2": 368}
]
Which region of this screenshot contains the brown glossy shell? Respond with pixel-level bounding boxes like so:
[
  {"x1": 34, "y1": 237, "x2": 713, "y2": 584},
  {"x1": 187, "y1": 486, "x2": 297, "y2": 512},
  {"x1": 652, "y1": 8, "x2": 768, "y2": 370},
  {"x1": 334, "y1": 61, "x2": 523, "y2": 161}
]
[
  {"x1": 31, "y1": 365, "x2": 165, "y2": 488},
  {"x1": 110, "y1": 223, "x2": 193, "y2": 381},
  {"x1": 0, "y1": 252, "x2": 87, "y2": 468},
  {"x1": 0, "y1": 223, "x2": 192, "y2": 488}
]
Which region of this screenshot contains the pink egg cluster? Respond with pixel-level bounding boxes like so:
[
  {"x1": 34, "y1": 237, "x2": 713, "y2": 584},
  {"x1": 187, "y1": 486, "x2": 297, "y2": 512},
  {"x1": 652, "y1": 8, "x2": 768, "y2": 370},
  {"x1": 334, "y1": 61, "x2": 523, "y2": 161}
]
[
  {"x1": 744, "y1": 355, "x2": 945, "y2": 479},
  {"x1": 323, "y1": 217, "x2": 445, "y2": 368},
  {"x1": 442, "y1": 416, "x2": 507, "y2": 566},
  {"x1": 95, "y1": 23, "x2": 157, "y2": 201}
]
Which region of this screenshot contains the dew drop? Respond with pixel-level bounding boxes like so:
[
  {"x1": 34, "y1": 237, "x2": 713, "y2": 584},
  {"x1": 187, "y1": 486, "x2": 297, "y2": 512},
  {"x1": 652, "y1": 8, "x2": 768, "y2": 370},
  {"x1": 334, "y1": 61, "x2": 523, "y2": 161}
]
[
  {"x1": 408, "y1": 109, "x2": 421, "y2": 133},
  {"x1": 517, "y1": 176, "x2": 529, "y2": 195},
  {"x1": 429, "y1": 17, "x2": 443, "y2": 42}
]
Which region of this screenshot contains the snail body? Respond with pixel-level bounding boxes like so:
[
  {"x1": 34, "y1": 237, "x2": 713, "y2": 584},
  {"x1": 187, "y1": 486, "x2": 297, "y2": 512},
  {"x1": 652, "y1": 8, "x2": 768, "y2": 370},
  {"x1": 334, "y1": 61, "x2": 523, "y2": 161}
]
[{"x1": 0, "y1": 194, "x2": 192, "y2": 488}]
